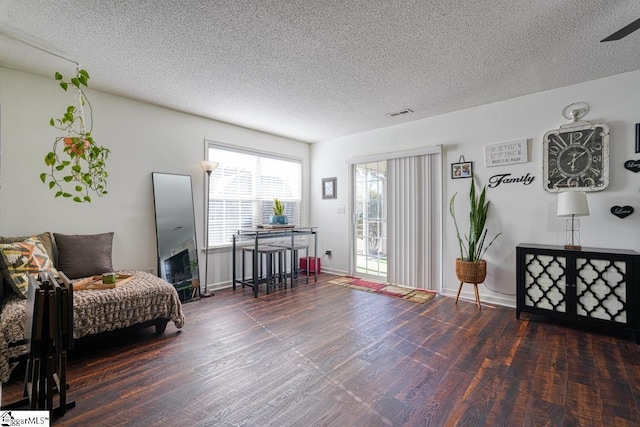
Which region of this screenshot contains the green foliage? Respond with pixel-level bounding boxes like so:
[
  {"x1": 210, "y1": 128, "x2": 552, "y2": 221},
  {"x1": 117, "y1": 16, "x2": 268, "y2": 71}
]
[
  {"x1": 273, "y1": 198, "x2": 285, "y2": 215},
  {"x1": 449, "y1": 179, "x2": 501, "y2": 262},
  {"x1": 42, "y1": 69, "x2": 110, "y2": 203}
]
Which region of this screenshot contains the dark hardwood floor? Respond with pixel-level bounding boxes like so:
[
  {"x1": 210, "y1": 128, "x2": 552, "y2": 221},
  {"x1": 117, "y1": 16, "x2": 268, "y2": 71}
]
[{"x1": 3, "y1": 273, "x2": 640, "y2": 426}]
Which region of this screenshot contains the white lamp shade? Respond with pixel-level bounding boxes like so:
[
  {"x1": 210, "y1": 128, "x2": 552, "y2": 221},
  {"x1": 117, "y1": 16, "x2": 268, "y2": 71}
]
[
  {"x1": 557, "y1": 191, "x2": 590, "y2": 217},
  {"x1": 200, "y1": 160, "x2": 219, "y2": 172}
]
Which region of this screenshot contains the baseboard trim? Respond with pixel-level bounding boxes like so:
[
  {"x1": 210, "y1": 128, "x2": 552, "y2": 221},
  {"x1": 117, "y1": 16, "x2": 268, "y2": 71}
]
[{"x1": 441, "y1": 287, "x2": 516, "y2": 308}]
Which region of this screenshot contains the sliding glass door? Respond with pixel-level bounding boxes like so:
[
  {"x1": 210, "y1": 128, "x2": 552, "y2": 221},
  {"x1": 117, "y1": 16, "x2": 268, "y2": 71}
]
[
  {"x1": 349, "y1": 146, "x2": 442, "y2": 290},
  {"x1": 353, "y1": 161, "x2": 387, "y2": 279}
]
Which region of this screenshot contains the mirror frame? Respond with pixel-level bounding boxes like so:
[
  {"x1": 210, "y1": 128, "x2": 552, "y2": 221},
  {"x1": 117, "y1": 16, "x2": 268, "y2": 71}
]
[{"x1": 152, "y1": 172, "x2": 199, "y2": 301}]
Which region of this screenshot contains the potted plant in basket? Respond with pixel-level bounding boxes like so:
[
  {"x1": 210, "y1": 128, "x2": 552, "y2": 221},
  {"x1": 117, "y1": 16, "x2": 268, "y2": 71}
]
[
  {"x1": 449, "y1": 179, "x2": 501, "y2": 285},
  {"x1": 269, "y1": 198, "x2": 288, "y2": 225}
]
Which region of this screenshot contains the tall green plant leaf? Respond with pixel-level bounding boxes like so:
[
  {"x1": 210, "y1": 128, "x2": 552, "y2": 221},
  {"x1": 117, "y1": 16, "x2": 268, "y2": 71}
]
[
  {"x1": 449, "y1": 192, "x2": 467, "y2": 260},
  {"x1": 450, "y1": 179, "x2": 500, "y2": 262}
]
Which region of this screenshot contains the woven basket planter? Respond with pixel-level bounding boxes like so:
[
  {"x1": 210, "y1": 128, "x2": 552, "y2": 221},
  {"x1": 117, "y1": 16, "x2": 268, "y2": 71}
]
[{"x1": 455, "y1": 258, "x2": 487, "y2": 284}]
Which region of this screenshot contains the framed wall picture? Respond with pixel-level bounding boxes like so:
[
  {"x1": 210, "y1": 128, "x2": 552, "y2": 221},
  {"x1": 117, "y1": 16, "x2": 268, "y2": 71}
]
[
  {"x1": 484, "y1": 139, "x2": 528, "y2": 167},
  {"x1": 322, "y1": 177, "x2": 337, "y2": 199},
  {"x1": 451, "y1": 161, "x2": 473, "y2": 179}
]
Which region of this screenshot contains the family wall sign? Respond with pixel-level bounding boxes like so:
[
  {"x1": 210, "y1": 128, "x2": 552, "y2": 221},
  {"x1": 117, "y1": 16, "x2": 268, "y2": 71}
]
[{"x1": 488, "y1": 173, "x2": 535, "y2": 188}]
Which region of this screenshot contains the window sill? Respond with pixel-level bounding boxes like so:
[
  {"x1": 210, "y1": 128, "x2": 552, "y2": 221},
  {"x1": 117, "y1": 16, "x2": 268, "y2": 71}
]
[
  {"x1": 202, "y1": 245, "x2": 232, "y2": 254},
  {"x1": 204, "y1": 235, "x2": 307, "y2": 254},
  {"x1": 202, "y1": 242, "x2": 260, "y2": 254}
]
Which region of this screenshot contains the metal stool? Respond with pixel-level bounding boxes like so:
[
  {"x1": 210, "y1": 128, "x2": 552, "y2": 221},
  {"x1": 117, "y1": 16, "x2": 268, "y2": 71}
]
[
  {"x1": 269, "y1": 243, "x2": 309, "y2": 285},
  {"x1": 242, "y1": 246, "x2": 287, "y2": 294}
]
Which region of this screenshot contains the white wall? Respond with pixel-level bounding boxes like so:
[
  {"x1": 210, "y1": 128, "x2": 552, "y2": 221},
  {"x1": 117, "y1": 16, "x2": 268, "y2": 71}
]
[
  {"x1": 4, "y1": 66, "x2": 639, "y2": 304},
  {"x1": 311, "y1": 69, "x2": 640, "y2": 307},
  {"x1": 0, "y1": 67, "x2": 311, "y2": 289}
]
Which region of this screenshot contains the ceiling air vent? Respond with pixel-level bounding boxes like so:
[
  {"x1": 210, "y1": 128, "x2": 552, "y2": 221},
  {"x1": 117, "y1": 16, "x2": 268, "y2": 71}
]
[{"x1": 387, "y1": 108, "x2": 414, "y2": 118}]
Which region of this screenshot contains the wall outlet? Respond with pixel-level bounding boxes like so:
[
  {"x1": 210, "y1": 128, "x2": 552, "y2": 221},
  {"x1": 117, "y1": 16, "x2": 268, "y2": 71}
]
[{"x1": 325, "y1": 250, "x2": 332, "y2": 256}]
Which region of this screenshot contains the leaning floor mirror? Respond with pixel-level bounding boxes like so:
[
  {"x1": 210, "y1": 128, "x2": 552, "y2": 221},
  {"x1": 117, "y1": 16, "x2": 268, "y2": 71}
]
[{"x1": 152, "y1": 172, "x2": 199, "y2": 303}]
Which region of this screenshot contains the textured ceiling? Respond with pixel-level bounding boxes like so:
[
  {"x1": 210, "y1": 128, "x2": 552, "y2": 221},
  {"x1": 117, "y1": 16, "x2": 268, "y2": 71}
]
[{"x1": 1, "y1": 1, "x2": 640, "y2": 143}]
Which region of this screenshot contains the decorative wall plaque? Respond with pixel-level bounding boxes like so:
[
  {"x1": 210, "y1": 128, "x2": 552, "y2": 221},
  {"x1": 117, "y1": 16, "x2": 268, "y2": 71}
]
[
  {"x1": 624, "y1": 160, "x2": 640, "y2": 173},
  {"x1": 484, "y1": 139, "x2": 528, "y2": 167},
  {"x1": 611, "y1": 206, "x2": 634, "y2": 219}
]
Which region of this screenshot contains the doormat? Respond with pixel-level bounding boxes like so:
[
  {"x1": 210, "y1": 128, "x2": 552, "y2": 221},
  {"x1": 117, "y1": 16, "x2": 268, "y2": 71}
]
[{"x1": 327, "y1": 276, "x2": 436, "y2": 304}]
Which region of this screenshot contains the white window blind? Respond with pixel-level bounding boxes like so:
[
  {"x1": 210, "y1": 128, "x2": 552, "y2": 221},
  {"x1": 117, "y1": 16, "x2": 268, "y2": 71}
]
[{"x1": 206, "y1": 143, "x2": 302, "y2": 246}]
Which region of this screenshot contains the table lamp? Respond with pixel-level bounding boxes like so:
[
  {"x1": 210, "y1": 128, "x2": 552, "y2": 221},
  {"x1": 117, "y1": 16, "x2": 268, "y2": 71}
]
[{"x1": 557, "y1": 191, "x2": 589, "y2": 250}]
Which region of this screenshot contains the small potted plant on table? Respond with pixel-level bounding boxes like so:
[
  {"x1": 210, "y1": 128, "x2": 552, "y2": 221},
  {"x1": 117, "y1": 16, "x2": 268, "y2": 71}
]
[{"x1": 270, "y1": 198, "x2": 288, "y2": 225}]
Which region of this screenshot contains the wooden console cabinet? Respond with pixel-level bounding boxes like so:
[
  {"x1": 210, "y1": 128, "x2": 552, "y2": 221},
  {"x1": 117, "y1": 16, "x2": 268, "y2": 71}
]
[{"x1": 516, "y1": 243, "x2": 640, "y2": 342}]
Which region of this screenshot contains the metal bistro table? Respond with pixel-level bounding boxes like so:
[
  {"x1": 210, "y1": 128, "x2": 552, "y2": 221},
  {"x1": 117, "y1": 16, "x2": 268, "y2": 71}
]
[{"x1": 232, "y1": 226, "x2": 318, "y2": 298}]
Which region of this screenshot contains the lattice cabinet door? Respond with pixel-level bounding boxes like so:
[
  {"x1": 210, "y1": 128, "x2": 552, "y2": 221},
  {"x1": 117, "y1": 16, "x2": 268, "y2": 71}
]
[
  {"x1": 516, "y1": 243, "x2": 640, "y2": 342},
  {"x1": 575, "y1": 256, "x2": 632, "y2": 325},
  {"x1": 522, "y1": 253, "x2": 567, "y2": 313}
]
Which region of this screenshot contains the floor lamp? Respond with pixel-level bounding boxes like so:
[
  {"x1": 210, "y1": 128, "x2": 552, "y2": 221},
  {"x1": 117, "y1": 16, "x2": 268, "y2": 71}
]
[{"x1": 200, "y1": 160, "x2": 219, "y2": 297}]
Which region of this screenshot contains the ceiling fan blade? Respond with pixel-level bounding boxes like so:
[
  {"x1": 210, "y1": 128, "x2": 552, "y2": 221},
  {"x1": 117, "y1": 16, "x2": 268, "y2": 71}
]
[{"x1": 601, "y1": 17, "x2": 640, "y2": 42}]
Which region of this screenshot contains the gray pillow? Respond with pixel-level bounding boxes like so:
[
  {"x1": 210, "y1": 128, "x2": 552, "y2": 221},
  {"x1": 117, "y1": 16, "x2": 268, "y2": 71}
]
[{"x1": 53, "y1": 232, "x2": 114, "y2": 279}]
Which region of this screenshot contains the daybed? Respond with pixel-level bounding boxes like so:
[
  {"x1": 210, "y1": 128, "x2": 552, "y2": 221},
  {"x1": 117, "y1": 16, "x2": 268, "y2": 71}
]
[{"x1": 0, "y1": 232, "x2": 185, "y2": 383}]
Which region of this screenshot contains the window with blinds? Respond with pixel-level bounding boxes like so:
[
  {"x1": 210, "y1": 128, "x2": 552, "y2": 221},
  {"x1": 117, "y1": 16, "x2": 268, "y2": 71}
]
[{"x1": 206, "y1": 143, "x2": 302, "y2": 246}]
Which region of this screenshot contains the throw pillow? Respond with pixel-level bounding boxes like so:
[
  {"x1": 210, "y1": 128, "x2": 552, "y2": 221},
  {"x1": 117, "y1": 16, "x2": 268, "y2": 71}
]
[
  {"x1": 0, "y1": 236, "x2": 59, "y2": 298},
  {"x1": 0, "y1": 232, "x2": 57, "y2": 292},
  {"x1": 0, "y1": 232, "x2": 56, "y2": 264},
  {"x1": 54, "y1": 232, "x2": 114, "y2": 279}
]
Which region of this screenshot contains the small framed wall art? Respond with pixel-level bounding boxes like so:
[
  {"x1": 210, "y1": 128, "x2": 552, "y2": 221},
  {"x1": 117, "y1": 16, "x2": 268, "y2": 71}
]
[
  {"x1": 451, "y1": 157, "x2": 473, "y2": 179},
  {"x1": 322, "y1": 177, "x2": 337, "y2": 199}
]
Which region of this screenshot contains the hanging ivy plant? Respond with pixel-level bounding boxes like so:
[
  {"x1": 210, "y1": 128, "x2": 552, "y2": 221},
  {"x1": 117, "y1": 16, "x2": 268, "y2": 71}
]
[{"x1": 40, "y1": 68, "x2": 110, "y2": 203}]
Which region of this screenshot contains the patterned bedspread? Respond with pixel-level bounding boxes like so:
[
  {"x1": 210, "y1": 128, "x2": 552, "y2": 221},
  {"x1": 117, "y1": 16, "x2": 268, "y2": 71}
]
[{"x1": 0, "y1": 270, "x2": 185, "y2": 383}]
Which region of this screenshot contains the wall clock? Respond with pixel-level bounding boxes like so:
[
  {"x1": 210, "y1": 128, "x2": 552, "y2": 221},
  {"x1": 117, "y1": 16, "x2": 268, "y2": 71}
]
[{"x1": 543, "y1": 103, "x2": 610, "y2": 192}]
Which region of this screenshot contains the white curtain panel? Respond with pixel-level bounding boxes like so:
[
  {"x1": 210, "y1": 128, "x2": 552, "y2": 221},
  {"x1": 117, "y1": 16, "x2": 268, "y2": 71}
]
[{"x1": 387, "y1": 154, "x2": 441, "y2": 289}]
